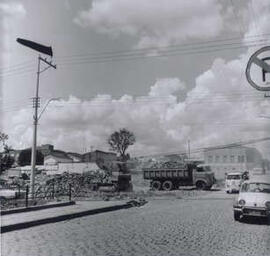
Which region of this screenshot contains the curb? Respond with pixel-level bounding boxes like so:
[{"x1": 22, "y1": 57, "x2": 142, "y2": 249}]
[
  {"x1": 1, "y1": 201, "x2": 76, "y2": 216},
  {"x1": 1, "y1": 202, "x2": 133, "y2": 234}
]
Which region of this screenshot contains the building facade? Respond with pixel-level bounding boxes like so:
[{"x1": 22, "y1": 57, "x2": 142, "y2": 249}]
[
  {"x1": 37, "y1": 144, "x2": 54, "y2": 156},
  {"x1": 83, "y1": 150, "x2": 117, "y2": 163},
  {"x1": 203, "y1": 146, "x2": 263, "y2": 179},
  {"x1": 44, "y1": 150, "x2": 73, "y2": 165}
]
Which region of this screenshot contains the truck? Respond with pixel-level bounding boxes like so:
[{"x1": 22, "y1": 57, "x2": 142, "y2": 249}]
[{"x1": 143, "y1": 161, "x2": 215, "y2": 191}]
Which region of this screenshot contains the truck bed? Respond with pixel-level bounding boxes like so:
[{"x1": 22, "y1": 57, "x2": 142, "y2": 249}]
[{"x1": 143, "y1": 168, "x2": 191, "y2": 180}]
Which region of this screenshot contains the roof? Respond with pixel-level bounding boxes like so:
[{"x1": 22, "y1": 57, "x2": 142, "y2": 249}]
[
  {"x1": 67, "y1": 152, "x2": 82, "y2": 157},
  {"x1": 45, "y1": 151, "x2": 72, "y2": 160},
  {"x1": 226, "y1": 172, "x2": 242, "y2": 175}
]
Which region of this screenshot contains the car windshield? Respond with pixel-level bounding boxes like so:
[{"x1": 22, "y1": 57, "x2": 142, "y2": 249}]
[
  {"x1": 226, "y1": 175, "x2": 241, "y2": 180},
  {"x1": 241, "y1": 183, "x2": 270, "y2": 193}
]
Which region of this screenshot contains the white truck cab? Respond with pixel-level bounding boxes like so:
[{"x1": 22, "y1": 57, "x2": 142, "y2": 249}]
[{"x1": 225, "y1": 172, "x2": 242, "y2": 193}]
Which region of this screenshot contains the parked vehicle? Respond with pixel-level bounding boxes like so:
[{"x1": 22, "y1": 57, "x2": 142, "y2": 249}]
[
  {"x1": 143, "y1": 161, "x2": 215, "y2": 191},
  {"x1": 233, "y1": 175, "x2": 270, "y2": 221},
  {"x1": 225, "y1": 172, "x2": 243, "y2": 193}
]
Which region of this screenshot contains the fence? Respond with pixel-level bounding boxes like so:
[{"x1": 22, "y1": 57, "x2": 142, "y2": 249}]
[{"x1": 0, "y1": 184, "x2": 72, "y2": 210}]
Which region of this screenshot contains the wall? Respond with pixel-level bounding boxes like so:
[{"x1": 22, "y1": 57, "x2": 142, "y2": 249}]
[{"x1": 203, "y1": 146, "x2": 263, "y2": 180}]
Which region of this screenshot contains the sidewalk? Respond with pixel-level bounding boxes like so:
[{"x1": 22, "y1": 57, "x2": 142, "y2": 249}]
[{"x1": 1, "y1": 200, "x2": 133, "y2": 233}]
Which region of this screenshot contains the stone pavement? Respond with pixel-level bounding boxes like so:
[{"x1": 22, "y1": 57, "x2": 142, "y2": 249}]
[{"x1": 1, "y1": 191, "x2": 270, "y2": 256}]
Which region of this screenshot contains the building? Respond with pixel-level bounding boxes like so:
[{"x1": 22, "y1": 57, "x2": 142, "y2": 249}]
[
  {"x1": 37, "y1": 144, "x2": 54, "y2": 156},
  {"x1": 203, "y1": 146, "x2": 263, "y2": 179},
  {"x1": 83, "y1": 150, "x2": 117, "y2": 163},
  {"x1": 44, "y1": 150, "x2": 73, "y2": 165},
  {"x1": 8, "y1": 144, "x2": 54, "y2": 166},
  {"x1": 66, "y1": 152, "x2": 83, "y2": 162}
]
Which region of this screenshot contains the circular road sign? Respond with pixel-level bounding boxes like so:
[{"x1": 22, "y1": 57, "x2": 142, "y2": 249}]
[{"x1": 246, "y1": 46, "x2": 270, "y2": 91}]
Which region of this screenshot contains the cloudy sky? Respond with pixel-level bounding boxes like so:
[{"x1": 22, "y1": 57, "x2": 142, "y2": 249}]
[{"x1": 1, "y1": 0, "x2": 270, "y2": 158}]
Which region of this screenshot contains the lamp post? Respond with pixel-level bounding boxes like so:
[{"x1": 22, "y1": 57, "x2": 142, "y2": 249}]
[
  {"x1": 38, "y1": 97, "x2": 61, "y2": 121},
  {"x1": 17, "y1": 38, "x2": 56, "y2": 198}
]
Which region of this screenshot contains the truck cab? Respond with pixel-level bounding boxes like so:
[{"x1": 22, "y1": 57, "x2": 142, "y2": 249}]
[{"x1": 192, "y1": 164, "x2": 215, "y2": 190}]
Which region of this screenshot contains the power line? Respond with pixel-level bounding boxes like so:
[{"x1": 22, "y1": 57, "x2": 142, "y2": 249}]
[
  {"x1": 56, "y1": 39, "x2": 270, "y2": 66},
  {"x1": 135, "y1": 137, "x2": 270, "y2": 158},
  {"x1": 55, "y1": 42, "x2": 270, "y2": 69},
  {"x1": 1, "y1": 33, "x2": 270, "y2": 77},
  {"x1": 55, "y1": 32, "x2": 270, "y2": 60}
]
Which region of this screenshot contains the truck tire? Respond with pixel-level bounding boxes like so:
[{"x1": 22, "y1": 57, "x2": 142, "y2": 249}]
[
  {"x1": 196, "y1": 181, "x2": 206, "y2": 190},
  {"x1": 151, "y1": 180, "x2": 161, "y2": 191},
  {"x1": 162, "y1": 180, "x2": 173, "y2": 191}
]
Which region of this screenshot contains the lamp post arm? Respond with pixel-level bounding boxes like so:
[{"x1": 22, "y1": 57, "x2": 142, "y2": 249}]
[{"x1": 37, "y1": 98, "x2": 60, "y2": 121}]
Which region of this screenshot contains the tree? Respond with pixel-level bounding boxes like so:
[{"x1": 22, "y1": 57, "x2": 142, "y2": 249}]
[
  {"x1": 108, "y1": 128, "x2": 136, "y2": 160},
  {"x1": 0, "y1": 132, "x2": 14, "y2": 173},
  {"x1": 18, "y1": 148, "x2": 44, "y2": 166},
  {"x1": 0, "y1": 132, "x2": 8, "y2": 150}
]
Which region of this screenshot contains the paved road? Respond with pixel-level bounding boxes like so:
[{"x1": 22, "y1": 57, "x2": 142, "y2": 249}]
[{"x1": 1, "y1": 190, "x2": 270, "y2": 256}]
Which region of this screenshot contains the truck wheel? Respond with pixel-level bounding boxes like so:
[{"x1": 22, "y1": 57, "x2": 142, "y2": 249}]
[
  {"x1": 196, "y1": 181, "x2": 206, "y2": 190},
  {"x1": 151, "y1": 181, "x2": 161, "y2": 191},
  {"x1": 162, "y1": 181, "x2": 173, "y2": 191},
  {"x1": 234, "y1": 210, "x2": 241, "y2": 221}
]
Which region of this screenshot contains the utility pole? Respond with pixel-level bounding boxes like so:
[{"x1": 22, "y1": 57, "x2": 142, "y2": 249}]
[
  {"x1": 30, "y1": 56, "x2": 56, "y2": 198},
  {"x1": 17, "y1": 38, "x2": 56, "y2": 198},
  {"x1": 188, "y1": 140, "x2": 191, "y2": 159}
]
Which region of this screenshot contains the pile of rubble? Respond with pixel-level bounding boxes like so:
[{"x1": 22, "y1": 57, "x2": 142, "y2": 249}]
[
  {"x1": 148, "y1": 161, "x2": 186, "y2": 169},
  {"x1": 35, "y1": 170, "x2": 107, "y2": 197}
]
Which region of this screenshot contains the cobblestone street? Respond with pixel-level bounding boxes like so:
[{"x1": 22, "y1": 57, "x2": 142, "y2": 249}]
[{"x1": 1, "y1": 190, "x2": 270, "y2": 256}]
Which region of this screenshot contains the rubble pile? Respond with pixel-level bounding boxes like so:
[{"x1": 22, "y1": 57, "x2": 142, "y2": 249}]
[
  {"x1": 35, "y1": 170, "x2": 107, "y2": 197},
  {"x1": 148, "y1": 161, "x2": 186, "y2": 169}
]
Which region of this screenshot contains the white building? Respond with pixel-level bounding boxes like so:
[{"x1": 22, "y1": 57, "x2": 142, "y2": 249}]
[{"x1": 203, "y1": 146, "x2": 263, "y2": 179}]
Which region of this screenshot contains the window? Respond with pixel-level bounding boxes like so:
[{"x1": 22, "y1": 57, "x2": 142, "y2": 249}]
[
  {"x1": 223, "y1": 155, "x2": 227, "y2": 163},
  {"x1": 238, "y1": 156, "x2": 241, "y2": 163},
  {"x1": 230, "y1": 155, "x2": 235, "y2": 163},
  {"x1": 208, "y1": 155, "x2": 213, "y2": 163},
  {"x1": 226, "y1": 175, "x2": 241, "y2": 180},
  {"x1": 215, "y1": 155, "x2": 220, "y2": 163},
  {"x1": 241, "y1": 156, "x2": 245, "y2": 163}
]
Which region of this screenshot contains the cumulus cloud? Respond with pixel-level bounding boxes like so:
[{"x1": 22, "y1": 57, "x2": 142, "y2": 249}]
[
  {"x1": 0, "y1": 2, "x2": 26, "y2": 129},
  {"x1": 5, "y1": 70, "x2": 270, "y2": 157},
  {"x1": 74, "y1": 0, "x2": 225, "y2": 48},
  {"x1": 4, "y1": 1, "x2": 270, "y2": 158},
  {"x1": 0, "y1": 2, "x2": 26, "y2": 16}
]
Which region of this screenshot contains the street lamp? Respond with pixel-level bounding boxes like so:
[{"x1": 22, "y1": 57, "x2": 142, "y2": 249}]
[
  {"x1": 17, "y1": 38, "x2": 56, "y2": 198},
  {"x1": 38, "y1": 97, "x2": 61, "y2": 121}
]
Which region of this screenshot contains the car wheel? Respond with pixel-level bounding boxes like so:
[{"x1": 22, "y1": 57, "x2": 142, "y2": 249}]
[
  {"x1": 234, "y1": 210, "x2": 241, "y2": 221},
  {"x1": 151, "y1": 181, "x2": 161, "y2": 191}
]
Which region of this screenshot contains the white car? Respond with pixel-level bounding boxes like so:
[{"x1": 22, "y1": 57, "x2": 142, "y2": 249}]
[
  {"x1": 225, "y1": 172, "x2": 242, "y2": 193},
  {"x1": 233, "y1": 176, "x2": 270, "y2": 221}
]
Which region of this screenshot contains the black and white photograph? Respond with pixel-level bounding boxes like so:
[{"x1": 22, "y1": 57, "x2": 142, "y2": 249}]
[{"x1": 1, "y1": 1, "x2": 270, "y2": 255}]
